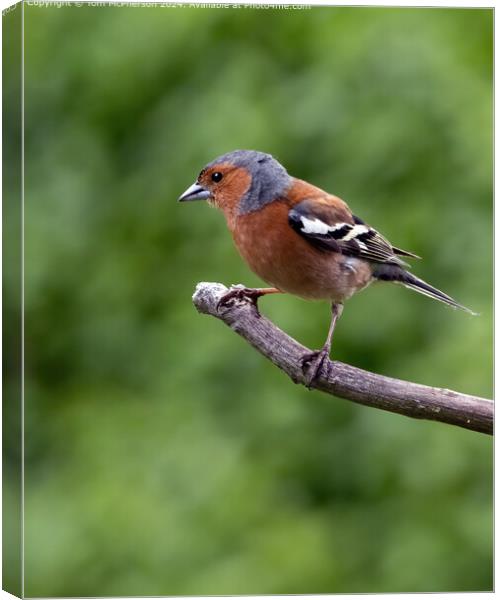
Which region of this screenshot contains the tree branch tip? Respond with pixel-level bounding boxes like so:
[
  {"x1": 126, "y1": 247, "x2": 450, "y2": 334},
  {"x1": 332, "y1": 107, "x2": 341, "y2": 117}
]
[{"x1": 192, "y1": 281, "x2": 228, "y2": 314}]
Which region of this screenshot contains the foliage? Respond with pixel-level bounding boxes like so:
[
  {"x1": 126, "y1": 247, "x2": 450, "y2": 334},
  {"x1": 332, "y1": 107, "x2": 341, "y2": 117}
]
[{"x1": 5, "y1": 4, "x2": 493, "y2": 595}]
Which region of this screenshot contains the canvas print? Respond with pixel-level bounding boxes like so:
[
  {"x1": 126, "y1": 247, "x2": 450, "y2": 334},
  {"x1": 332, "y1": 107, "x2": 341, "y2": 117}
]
[{"x1": 3, "y1": 2, "x2": 493, "y2": 597}]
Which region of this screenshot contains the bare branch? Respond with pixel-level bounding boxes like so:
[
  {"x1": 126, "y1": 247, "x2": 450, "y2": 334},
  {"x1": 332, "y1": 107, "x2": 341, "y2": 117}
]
[{"x1": 192, "y1": 282, "x2": 493, "y2": 435}]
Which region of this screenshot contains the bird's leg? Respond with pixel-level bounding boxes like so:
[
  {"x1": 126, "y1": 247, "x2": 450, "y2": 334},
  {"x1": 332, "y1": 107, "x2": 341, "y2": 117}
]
[
  {"x1": 301, "y1": 302, "x2": 343, "y2": 387},
  {"x1": 217, "y1": 285, "x2": 282, "y2": 315}
]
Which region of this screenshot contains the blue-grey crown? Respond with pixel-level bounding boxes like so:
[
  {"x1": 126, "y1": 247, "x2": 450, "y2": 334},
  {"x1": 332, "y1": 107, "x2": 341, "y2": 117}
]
[{"x1": 206, "y1": 150, "x2": 291, "y2": 214}]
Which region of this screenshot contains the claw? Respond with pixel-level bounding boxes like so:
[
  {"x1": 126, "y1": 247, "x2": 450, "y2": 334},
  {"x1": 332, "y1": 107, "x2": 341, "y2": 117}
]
[
  {"x1": 216, "y1": 286, "x2": 263, "y2": 315},
  {"x1": 300, "y1": 346, "x2": 330, "y2": 388}
]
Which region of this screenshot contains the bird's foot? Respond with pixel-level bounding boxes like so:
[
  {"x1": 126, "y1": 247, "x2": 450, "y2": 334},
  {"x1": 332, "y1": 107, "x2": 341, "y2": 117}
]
[
  {"x1": 300, "y1": 345, "x2": 331, "y2": 388},
  {"x1": 217, "y1": 285, "x2": 264, "y2": 315}
]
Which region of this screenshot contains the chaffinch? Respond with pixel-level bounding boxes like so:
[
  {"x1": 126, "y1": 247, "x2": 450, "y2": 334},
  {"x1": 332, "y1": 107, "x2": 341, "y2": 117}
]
[{"x1": 179, "y1": 150, "x2": 474, "y2": 384}]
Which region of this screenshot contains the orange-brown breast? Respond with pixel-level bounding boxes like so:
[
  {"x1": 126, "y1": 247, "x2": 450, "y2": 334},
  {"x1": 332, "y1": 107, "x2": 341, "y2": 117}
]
[{"x1": 231, "y1": 195, "x2": 372, "y2": 302}]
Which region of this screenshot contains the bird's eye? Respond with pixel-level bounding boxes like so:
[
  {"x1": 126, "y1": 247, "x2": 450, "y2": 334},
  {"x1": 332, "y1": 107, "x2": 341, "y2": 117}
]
[{"x1": 211, "y1": 172, "x2": 223, "y2": 183}]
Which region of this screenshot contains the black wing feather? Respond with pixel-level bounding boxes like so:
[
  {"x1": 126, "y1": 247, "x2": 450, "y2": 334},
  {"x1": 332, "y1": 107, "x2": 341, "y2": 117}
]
[{"x1": 289, "y1": 202, "x2": 417, "y2": 267}]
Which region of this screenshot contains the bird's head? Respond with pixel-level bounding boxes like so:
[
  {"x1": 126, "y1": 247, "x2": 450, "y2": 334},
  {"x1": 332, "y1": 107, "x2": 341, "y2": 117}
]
[{"x1": 178, "y1": 150, "x2": 291, "y2": 217}]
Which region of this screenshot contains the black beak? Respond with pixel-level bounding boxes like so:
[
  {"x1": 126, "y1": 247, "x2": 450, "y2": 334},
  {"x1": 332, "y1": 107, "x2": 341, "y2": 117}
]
[{"x1": 178, "y1": 182, "x2": 212, "y2": 202}]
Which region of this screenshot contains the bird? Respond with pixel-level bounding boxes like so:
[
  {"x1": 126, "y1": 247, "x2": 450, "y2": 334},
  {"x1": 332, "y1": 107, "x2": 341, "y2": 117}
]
[{"x1": 179, "y1": 149, "x2": 475, "y2": 385}]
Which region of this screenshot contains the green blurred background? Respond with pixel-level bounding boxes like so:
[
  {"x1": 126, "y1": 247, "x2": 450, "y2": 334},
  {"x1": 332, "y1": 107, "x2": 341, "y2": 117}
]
[{"x1": 6, "y1": 3, "x2": 494, "y2": 596}]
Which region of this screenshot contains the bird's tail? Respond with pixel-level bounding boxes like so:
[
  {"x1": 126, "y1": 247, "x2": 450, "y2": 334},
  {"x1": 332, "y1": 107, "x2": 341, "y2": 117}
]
[{"x1": 373, "y1": 264, "x2": 477, "y2": 315}]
